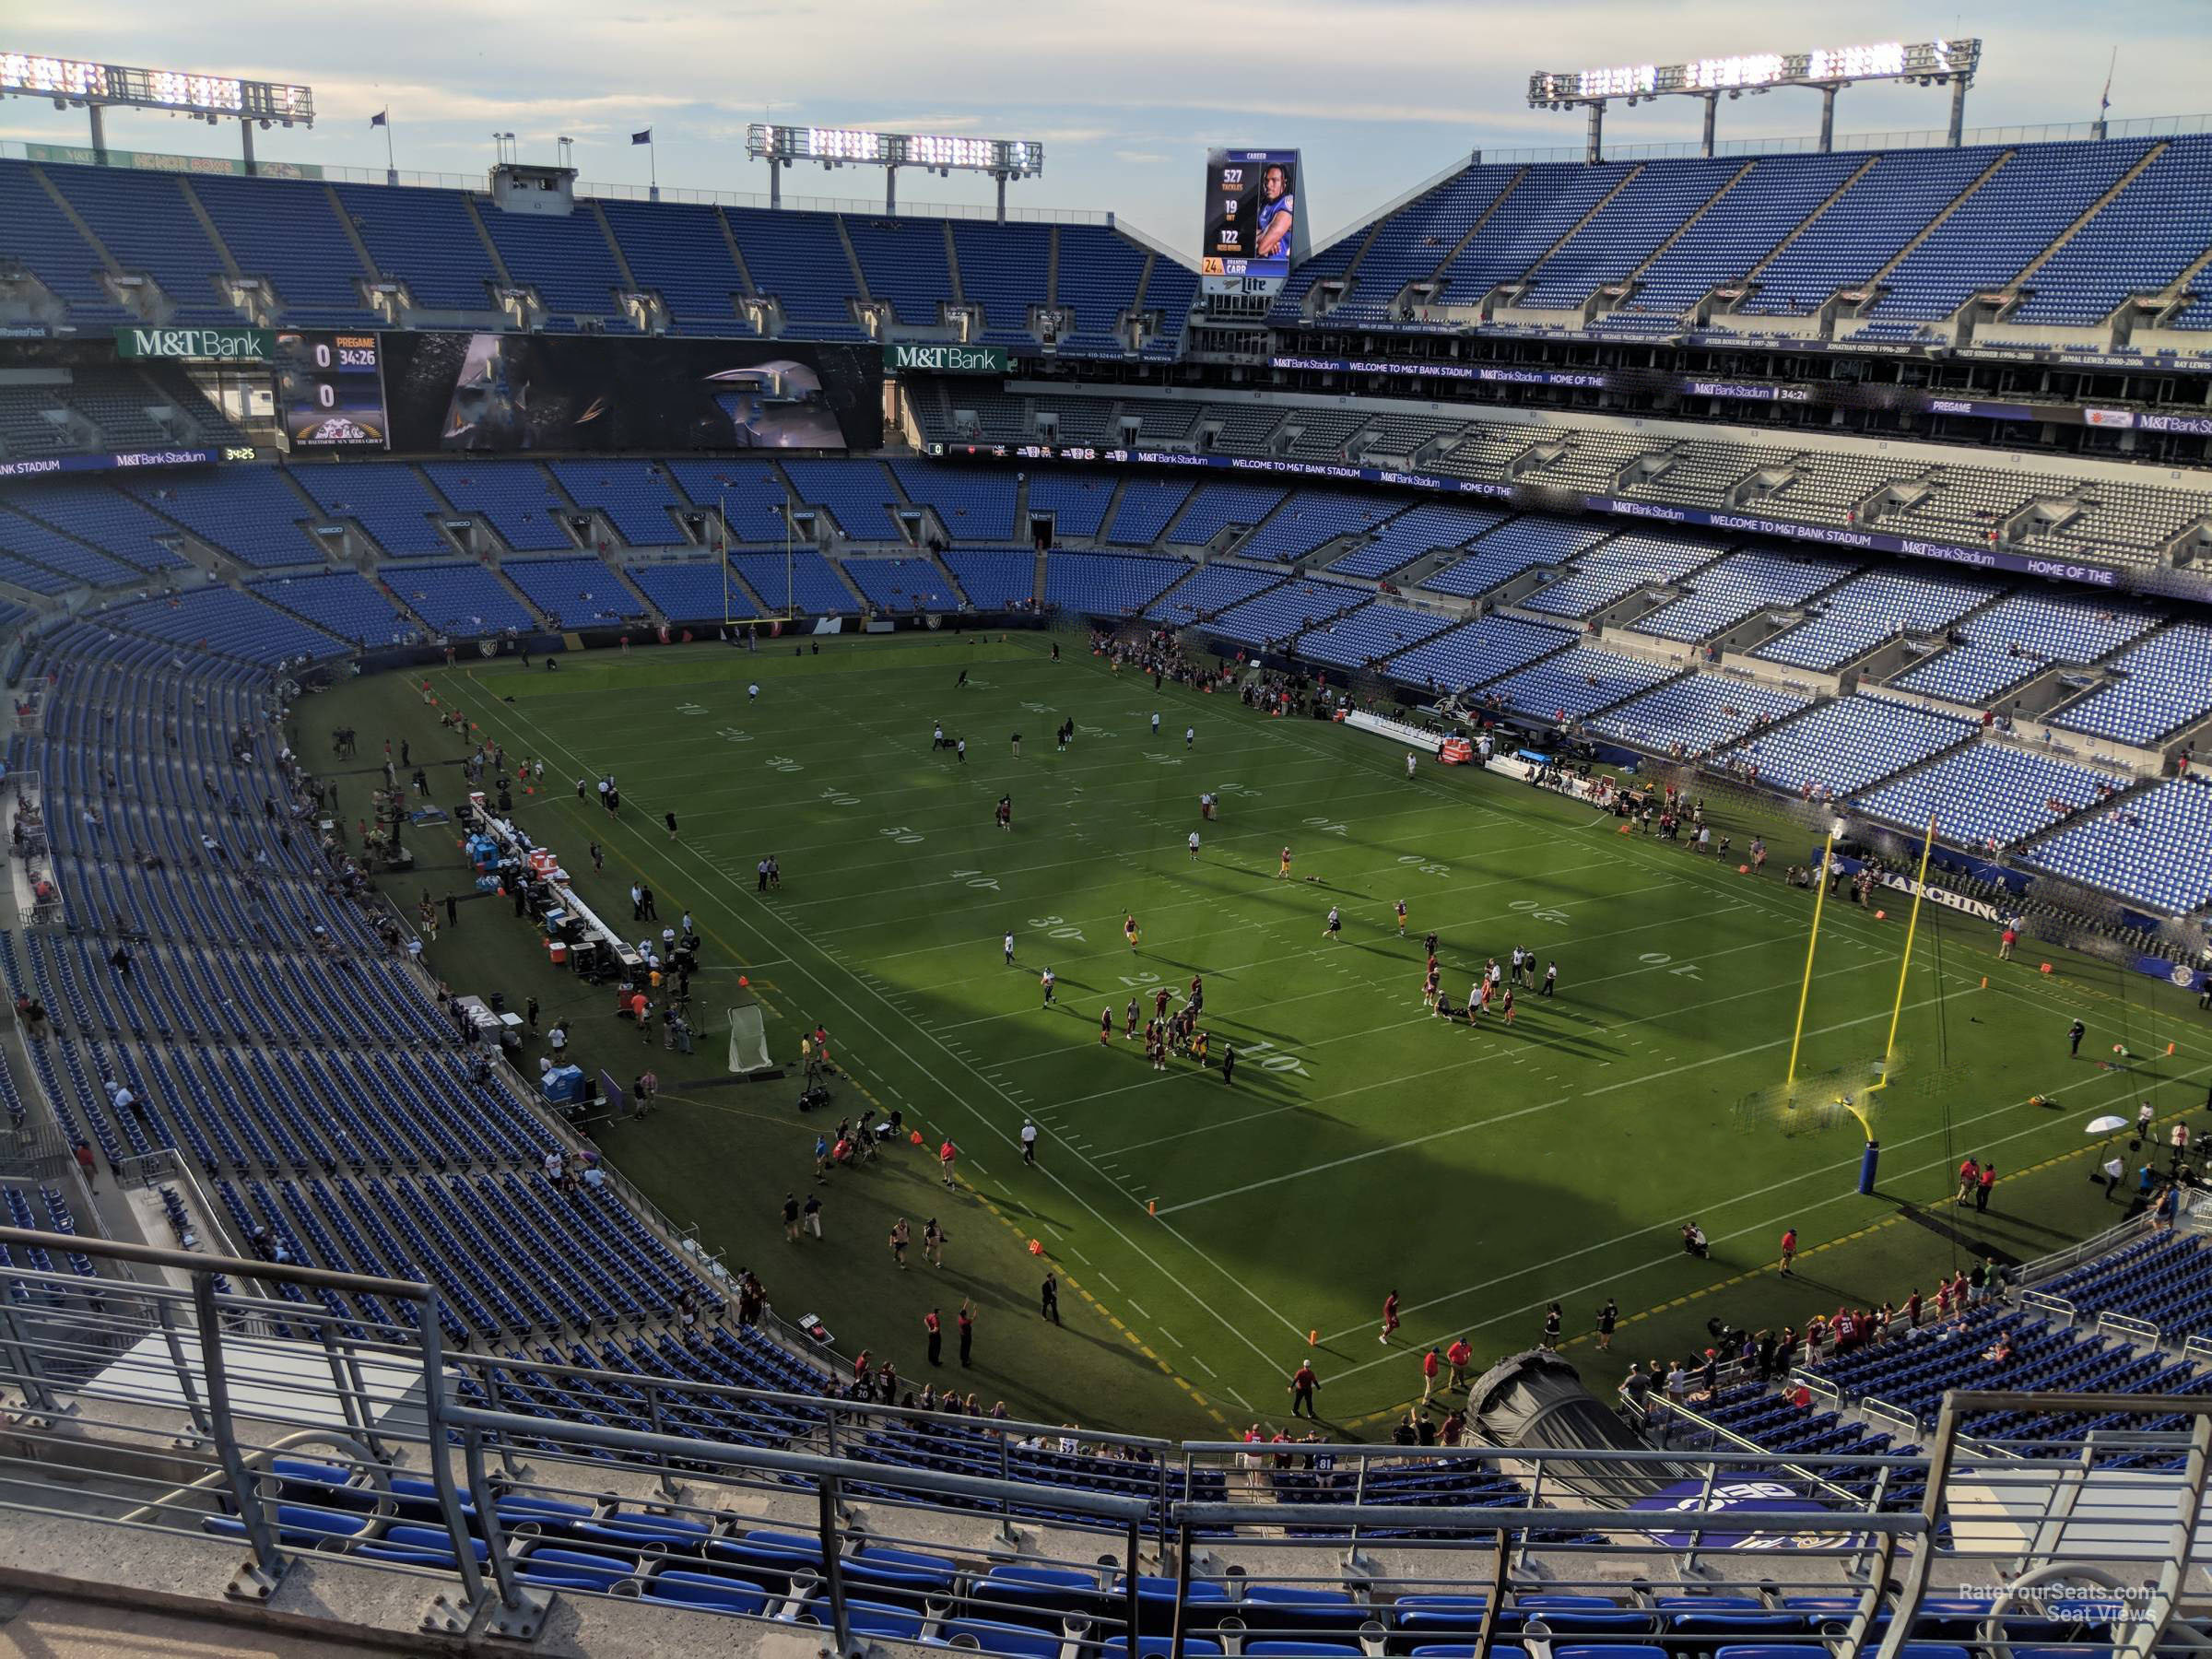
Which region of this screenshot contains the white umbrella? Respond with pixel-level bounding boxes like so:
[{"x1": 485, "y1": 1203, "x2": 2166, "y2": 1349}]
[{"x1": 2088, "y1": 1113, "x2": 2132, "y2": 1175}]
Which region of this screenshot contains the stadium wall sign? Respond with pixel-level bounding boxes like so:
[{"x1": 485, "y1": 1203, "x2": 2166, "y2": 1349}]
[
  {"x1": 1266, "y1": 353, "x2": 2200, "y2": 429},
  {"x1": 0, "y1": 446, "x2": 220, "y2": 479},
  {"x1": 27, "y1": 142, "x2": 323, "y2": 180},
  {"x1": 1630, "y1": 1479, "x2": 1854, "y2": 1551},
  {"x1": 1277, "y1": 318, "x2": 2212, "y2": 377},
  {"x1": 930, "y1": 441, "x2": 2124, "y2": 589},
  {"x1": 1871, "y1": 870, "x2": 2001, "y2": 923},
  {"x1": 884, "y1": 343, "x2": 1010, "y2": 374},
  {"x1": 114, "y1": 325, "x2": 274, "y2": 362}
]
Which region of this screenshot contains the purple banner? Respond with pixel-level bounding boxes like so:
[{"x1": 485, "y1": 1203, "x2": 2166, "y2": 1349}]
[
  {"x1": 1267, "y1": 352, "x2": 2209, "y2": 431},
  {"x1": 0, "y1": 445, "x2": 225, "y2": 480}
]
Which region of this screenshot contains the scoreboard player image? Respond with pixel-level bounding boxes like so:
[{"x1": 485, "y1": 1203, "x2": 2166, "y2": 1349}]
[{"x1": 1253, "y1": 161, "x2": 1295, "y2": 258}]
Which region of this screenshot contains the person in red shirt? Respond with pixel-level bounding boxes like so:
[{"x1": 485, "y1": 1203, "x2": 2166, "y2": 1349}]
[
  {"x1": 939, "y1": 1141, "x2": 958, "y2": 1189},
  {"x1": 1446, "y1": 1337, "x2": 1473, "y2": 1391},
  {"x1": 1419, "y1": 1345, "x2": 1441, "y2": 1405},
  {"x1": 1957, "y1": 1157, "x2": 1981, "y2": 1205},
  {"x1": 1976, "y1": 1163, "x2": 1996, "y2": 1212},
  {"x1": 1998, "y1": 925, "x2": 2018, "y2": 961},
  {"x1": 1905, "y1": 1288, "x2": 1923, "y2": 1328},
  {"x1": 1100, "y1": 1007, "x2": 1112, "y2": 1045},
  {"x1": 924, "y1": 1308, "x2": 943, "y2": 1367},
  {"x1": 1778, "y1": 1227, "x2": 1798, "y2": 1277},
  {"x1": 1288, "y1": 1360, "x2": 1320, "y2": 1418},
  {"x1": 1379, "y1": 1289, "x2": 1400, "y2": 1345}
]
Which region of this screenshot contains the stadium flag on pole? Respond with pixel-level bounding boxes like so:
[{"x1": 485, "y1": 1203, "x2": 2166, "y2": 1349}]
[
  {"x1": 370, "y1": 110, "x2": 387, "y2": 128},
  {"x1": 631, "y1": 128, "x2": 653, "y2": 145}
]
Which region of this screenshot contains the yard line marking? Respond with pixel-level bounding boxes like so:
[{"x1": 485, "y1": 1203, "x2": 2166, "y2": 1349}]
[
  {"x1": 1156, "y1": 1102, "x2": 1569, "y2": 1216},
  {"x1": 1129, "y1": 1300, "x2": 1150, "y2": 1318},
  {"x1": 1097, "y1": 1272, "x2": 1122, "y2": 1291},
  {"x1": 1193, "y1": 1355, "x2": 1218, "y2": 1378},
  {"x1": 824, "y1": 832, "x2": 1622, "y2": 959}
]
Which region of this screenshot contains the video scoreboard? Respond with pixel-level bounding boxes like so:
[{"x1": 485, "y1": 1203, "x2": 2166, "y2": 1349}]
[
  {"x1": 275, "y1": 330, "x2": 387, "y2": 450},
  {"x1": 1201, "y1": 147, "x2": 1304, "y2": 296}
]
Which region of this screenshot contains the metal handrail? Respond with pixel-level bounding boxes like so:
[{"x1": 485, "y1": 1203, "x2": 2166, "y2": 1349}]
[
  {"x1": 0, "y1": 1225, "x2": 423, "y2": 1300},
  {"x1": 5, "y1": 1229, "x2": 2212, "y2": 1653}
]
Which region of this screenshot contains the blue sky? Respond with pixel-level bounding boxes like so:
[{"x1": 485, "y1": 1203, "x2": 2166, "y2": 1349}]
[{"x1": 4, "y1": 2, "x2": 2205, "y2": 248}]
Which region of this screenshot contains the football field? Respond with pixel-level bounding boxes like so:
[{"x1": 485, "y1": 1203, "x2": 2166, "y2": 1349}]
[{"x1": 311, "y1": 631, "x2": 2212, "y2": 1436}]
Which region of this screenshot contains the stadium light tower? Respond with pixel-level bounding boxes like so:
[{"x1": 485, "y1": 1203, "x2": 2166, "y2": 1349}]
[
  {"x1": 746, "y1": 124, "x2": 1043, "y2": 220},
  {"x1": 1528, "y1": 40, "x2": 1981, "y2": 161},
  {"x1": 0, "y1": 51, "x2": 312, "y2": 175}
]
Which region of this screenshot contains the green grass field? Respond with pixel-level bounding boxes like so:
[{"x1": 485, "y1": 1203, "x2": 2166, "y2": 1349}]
[{"x1": 302, "y1": 632, "x2": 2212, "y2": 1440}]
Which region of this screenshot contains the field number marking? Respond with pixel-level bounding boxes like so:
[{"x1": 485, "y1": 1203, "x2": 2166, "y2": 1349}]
[
  {"x1": 1510, "y1": 899, "x2": 1571, "y2": 925},
  {"x1": 881, "y1": 825, "x2": 924, "y2": 845},
  {"x1": 715, "y1": 726, "x2": 753, "y2": 744},
  {"x1": 818, "y1": 787, "x2": 861, "y2": 806},
  {"x1": 1237, "y1": 1040, "x2": 1308, "y2": 1077},
  {"x1": 1301, "y1": 816, "x2": 1347, "y2": 837},
  {"x1": 951, "y1": 869, "x2": 1001, "y2": 891},
  {"x1": 1397, "y1": 854, "x2": 1451, "y2": 877},
  {"x1": 1029, "y1": 913, "x2": 1088, "y2": 943},
  {"x1": 764, "y1": 754, "x2": 803, "y2": 773}
]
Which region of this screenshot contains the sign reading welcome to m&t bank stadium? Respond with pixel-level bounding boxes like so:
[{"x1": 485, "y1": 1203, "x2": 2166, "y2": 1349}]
[
  {"x1": 883, "y1": 343, "x2": 1010, "y2": 374},
  {"x1": 114, "y1": 325, "x2": 276, "y2": 361}
]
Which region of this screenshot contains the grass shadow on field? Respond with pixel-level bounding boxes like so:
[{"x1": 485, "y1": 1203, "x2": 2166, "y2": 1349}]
[{"x1": 1885, "y1": 1199, "x2": 2068, "y2": 1265}]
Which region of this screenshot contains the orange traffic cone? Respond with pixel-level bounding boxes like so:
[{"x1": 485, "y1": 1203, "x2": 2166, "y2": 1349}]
[
  {"x1": 910, "y1": 1129, "x2": 925, "y2": 1146},
  {"x1": 1308, "y1": 1328, "x2": 1319, "y2": 1347},
  {"x1": 1027, "y1": 1239, "x2": 1043, "y2": 1256},
  {"x1": 1147, "y1": 1198, "x2": 1156, "y2": 1216}
]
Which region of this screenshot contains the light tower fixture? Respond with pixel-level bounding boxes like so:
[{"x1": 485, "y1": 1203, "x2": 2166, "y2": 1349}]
[
  {"x1": 1527, "y1": 39, "x2": 1982, "y2": 160},
  {"x1": 0, "y1": 50, "x2": 313, "y2": 174},
  {"x1": 746, "y1": 123, "x2": 1044, "y2": 221}
]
